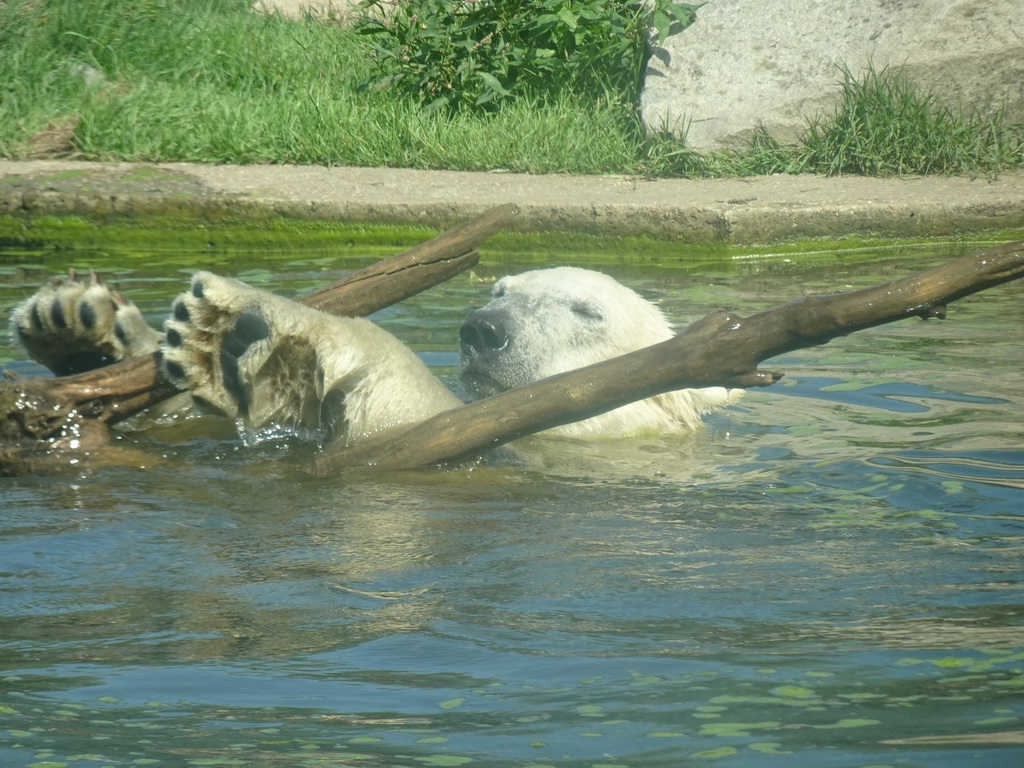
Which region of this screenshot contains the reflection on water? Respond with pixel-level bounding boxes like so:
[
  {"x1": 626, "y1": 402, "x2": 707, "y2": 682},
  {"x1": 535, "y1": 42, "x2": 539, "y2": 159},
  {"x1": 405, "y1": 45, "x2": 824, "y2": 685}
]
[{"x1": 1, "y1": 237, "x2": 1022, "y2": 767}]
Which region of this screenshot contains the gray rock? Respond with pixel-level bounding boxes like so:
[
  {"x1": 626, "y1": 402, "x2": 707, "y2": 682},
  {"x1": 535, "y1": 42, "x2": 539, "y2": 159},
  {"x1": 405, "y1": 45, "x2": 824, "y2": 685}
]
[{"x1": 641, "y1": 0, "x2": 1024, "y2": 153}]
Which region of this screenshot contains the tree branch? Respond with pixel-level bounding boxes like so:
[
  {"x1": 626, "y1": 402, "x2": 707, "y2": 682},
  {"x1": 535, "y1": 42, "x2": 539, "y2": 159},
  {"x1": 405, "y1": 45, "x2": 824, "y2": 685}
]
[
  {"x1": 0, "y1": 204, "x2": 519, "y2": 474},
  {"x1": 313, "y1": 239, "x2": 1024, "y2": 472}
]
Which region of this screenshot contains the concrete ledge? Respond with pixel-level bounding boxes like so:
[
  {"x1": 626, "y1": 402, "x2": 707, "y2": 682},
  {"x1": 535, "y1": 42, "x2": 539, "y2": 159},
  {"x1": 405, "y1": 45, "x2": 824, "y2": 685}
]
[{"x1": 1, "y1": 160, "x2": 1022, "y2": 243}]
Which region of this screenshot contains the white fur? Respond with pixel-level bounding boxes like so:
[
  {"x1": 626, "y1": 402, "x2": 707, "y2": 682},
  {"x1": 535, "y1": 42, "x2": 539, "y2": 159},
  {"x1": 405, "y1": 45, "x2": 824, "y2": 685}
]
[
  {"x1": 161, "y1": 272, "x2": 462, "y2": 445},
  {"x1": 459, "y1": 267, "x2": 740, "y2": 437},
  {"x1": 13, "y1": 266, "x2": 738, "y2": 448}
]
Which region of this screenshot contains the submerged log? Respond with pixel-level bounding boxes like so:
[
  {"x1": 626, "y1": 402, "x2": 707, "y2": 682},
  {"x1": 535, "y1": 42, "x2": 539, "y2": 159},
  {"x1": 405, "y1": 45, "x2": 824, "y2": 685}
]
[
  {"x1": 313, "y1": 239, "x2": 1024, "y2": 472},
  {"x1": 0, "y1": 204, "x2": 519, "y2": 474}
]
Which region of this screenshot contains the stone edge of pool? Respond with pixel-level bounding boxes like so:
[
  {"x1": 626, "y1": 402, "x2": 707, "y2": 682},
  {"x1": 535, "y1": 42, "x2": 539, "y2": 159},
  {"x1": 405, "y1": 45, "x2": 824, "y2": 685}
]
[{"x1": 1, "y1": 159, "x2": 1023, "y2": 243}]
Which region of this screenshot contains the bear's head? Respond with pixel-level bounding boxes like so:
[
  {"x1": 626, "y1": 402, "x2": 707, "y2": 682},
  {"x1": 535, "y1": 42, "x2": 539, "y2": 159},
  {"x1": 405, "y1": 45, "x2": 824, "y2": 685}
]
[{"x1": 458, "y1": 267, "x2": 675, "y2": 400}]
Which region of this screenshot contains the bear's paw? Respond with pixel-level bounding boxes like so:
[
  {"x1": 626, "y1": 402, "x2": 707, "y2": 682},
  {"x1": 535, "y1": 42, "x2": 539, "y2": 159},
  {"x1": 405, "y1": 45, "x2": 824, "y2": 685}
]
[
  {"x1": 160, "y1": 272, "x2": 330, "y2": 436},
  {"x1": 11, "y1": 269, "x2": 162, "y2": 376}
]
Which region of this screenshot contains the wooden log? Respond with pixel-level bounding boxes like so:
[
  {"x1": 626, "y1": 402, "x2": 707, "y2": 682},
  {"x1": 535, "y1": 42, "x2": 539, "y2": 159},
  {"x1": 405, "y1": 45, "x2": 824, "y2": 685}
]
[
  {"x1": 300, "y1": 202, "x2": 519, "y2": 316},
  {"x1": 0, "y1": 204, "x2": 519, "y2": 474},
  {"x1": 312, "y1": 239, "x2": 1024, "y2": 472}
]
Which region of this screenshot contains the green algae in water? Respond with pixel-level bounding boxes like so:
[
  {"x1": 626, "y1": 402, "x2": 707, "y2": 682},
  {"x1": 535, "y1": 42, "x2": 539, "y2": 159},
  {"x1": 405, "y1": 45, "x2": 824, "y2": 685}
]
[{"x1": 4, "y1": 214, "x2": 1019, "y2": 272}]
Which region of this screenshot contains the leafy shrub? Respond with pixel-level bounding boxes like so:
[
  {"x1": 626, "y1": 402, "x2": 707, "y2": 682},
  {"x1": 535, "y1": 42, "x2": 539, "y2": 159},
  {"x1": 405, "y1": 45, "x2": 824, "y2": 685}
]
[{"x1": 355, "y1": 0, "x2": 698, "y2": 111}]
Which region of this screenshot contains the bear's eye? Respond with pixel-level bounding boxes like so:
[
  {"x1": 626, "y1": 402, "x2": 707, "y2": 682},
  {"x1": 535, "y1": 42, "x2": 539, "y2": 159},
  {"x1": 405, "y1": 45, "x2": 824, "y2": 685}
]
[
  {"x1": 570, "y1": 301, "x2": 603, "y2": 321},
  {"x1": 491, "y1": 285, "x2": 506, "y2": 298}
]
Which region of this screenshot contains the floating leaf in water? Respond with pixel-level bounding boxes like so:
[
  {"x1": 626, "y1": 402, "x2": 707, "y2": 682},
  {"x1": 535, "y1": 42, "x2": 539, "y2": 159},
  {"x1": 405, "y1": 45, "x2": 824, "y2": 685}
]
[
  {"x1": 646, "y1": 731, "x2": 685, "y2": 738},
  {"x1": 349, "y1": 737, "x2": 383, "y2": 743},
  {"x1": 414, "y1": 757, "x2": 473, "y2": 767},
  {"x1": 629, "y1": 675, "x2": 664, "y2": 686},
  {"x1": 748, "y1": 742, "x2": 792, "y2": 754},
  {"x1": 933, "y1": 657, "x2": 976, "y2": 669},
  {"x1": 576, "y1": 704, "x2": 604, "y2": 717},
  {"x1": 439, "y1": 697, "x2": 466, "y2": 710},
  {"x1": 234, "y1": 268, "x2": 275, "y2": 285},
  {"x1": 416, "y1": 736, "x2": 450, "y2": 744},
  {"x1": 770, "y1": 685, "x2": 817, "y2": 699},
  {"x1": 690, "y1": 746, "x2": 739, "y2": 758}
]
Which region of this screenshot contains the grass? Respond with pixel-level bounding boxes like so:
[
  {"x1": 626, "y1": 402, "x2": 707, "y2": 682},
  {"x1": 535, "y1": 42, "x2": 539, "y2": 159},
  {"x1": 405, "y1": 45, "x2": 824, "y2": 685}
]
[{"x1": 1, "y1": 0, "x2": 1021, "y2": 178}]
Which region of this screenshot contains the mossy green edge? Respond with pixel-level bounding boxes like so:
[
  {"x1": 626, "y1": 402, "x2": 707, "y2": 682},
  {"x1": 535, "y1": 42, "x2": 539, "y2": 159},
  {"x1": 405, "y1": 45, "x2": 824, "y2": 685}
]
[{"x1": 1, "y1": 214, "x2": 1020, "y2": 270}]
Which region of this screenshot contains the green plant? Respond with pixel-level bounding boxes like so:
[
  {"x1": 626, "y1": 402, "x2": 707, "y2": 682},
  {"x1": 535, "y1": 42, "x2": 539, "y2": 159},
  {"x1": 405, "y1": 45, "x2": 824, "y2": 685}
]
[
  {"x1": 802, "y1": 65, "x2": 1024, "y2": 176},
  {"x1": 638, "y1": 65, "x2": 1024, "y2": 179},
  {"x1": 4, "y1": 1, "x2": 1021, "y2": 179},
  {"x1": 355, "y1": 0, "x2": 698, "y2": 111}
]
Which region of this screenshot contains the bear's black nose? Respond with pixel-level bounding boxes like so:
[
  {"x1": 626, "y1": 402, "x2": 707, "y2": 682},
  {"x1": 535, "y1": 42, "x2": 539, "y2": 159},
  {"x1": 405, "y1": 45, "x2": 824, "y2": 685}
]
[{"x1": 460, "y1": 309, "x2": 509, "y2": 355}]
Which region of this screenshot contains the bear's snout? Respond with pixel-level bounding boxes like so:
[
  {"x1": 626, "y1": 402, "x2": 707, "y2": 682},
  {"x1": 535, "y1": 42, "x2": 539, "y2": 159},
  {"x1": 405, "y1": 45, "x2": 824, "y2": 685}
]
[{"x1": 460, "y1": 309, "x2": 510, "y2": 357}]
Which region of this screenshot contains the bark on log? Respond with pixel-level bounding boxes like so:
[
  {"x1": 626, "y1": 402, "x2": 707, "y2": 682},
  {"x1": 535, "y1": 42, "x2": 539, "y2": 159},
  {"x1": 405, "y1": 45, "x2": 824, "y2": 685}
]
[
  {"x1": 0, "y1": 204, "x2": 519, "y2": 474},
  {"x1": 300, "y1": 203, "x2": 519, "y2": 316},
  {"x1": 313, "y1": 239, "x2": 1024, "y2": 473}
]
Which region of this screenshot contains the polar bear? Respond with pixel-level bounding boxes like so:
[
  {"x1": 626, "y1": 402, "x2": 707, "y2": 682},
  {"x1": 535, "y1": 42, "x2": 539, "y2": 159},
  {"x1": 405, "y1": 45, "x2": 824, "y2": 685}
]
[
  {"x1": 11, "y1": 266, "x2": 737, "y2": 448},
  {"x1": 459, "y1": 267, "x2": 738, "y2": 437}
]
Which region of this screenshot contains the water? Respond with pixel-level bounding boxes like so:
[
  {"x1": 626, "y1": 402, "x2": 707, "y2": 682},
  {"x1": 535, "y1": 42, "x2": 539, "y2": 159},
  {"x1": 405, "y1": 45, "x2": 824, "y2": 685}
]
[{"x1": 1, "y1": 233, "x2": 1022, "y2": 768}]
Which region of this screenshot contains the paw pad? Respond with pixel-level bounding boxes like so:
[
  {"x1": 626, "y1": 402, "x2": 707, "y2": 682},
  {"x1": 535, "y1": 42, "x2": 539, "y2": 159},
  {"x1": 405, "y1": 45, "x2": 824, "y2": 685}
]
[
  {"x1": 12, "y1": 268, "x2": 162, "y2": 375},
  {"x1": 220, "y1": 311, "x2": 271, "y2": 416},
  {"x1": 161, "y1": 272, "x2": 277, "y2": 420}
]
